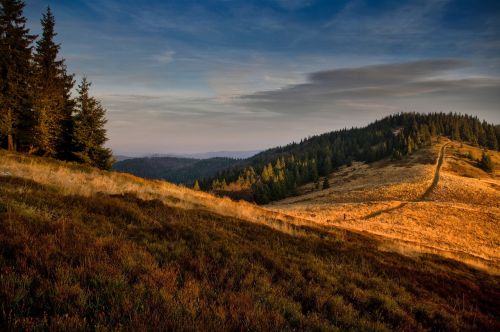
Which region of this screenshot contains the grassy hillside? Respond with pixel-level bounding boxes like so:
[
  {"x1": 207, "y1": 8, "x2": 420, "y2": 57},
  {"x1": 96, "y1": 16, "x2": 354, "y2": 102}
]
[
  {"x1": 270, "y1": 138, "x2": 500, "y2": 273},
  {"x1": 113, "y1": 156, "x2": 239, "y2": 185},
  {"x1": 0, "y1": 150, "x2": 499, "y2": 330}
]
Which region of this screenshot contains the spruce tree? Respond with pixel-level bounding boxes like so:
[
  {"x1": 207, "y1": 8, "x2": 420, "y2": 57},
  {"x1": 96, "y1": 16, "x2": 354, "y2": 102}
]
[
  {"x1": 73, "y1": 77, "x2": 113, "y2": 170},
  {"x1": 479, "y1": 152, "x2": 493, "y2": 173},
  {"x1": 32, "y1": 7, "x2": 73, "y2": 156},
  {"x1": 193, "y1": 180, "x2": 201, "y2": 191},
  {"x1": 0, "y1": 0, "x2": 36, "y2": 151},
  {"x1": 486, "y1": 126, "x2": 498, "y2": 151}
]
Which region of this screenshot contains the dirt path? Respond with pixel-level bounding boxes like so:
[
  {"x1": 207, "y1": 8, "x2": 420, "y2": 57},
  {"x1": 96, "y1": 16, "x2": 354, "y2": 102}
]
[
  {"x1": 418, "y1": 143, "x2": 448, "y2": 201},
  {"x1": 362, "y1": 143, "x2": 448, "y2": 220}
]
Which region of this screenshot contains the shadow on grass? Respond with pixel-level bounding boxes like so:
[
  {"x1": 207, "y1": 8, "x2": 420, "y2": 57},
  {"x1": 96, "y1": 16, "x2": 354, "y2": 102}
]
[{"x1": 0, "y1": 176, "x2": 498, "y2": 331}]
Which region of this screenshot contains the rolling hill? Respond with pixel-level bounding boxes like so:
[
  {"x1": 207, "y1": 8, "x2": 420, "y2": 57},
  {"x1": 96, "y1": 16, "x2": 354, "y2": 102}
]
[
  {"x1": 203, "y1": 113, "x2": 499, "y2": 203},
  {"x1": 0, "y1": 143, "x2": 499, "y2": 330}
]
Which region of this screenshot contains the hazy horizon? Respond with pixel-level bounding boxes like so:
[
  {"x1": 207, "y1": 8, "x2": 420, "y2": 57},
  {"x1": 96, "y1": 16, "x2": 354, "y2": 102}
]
[{"x1": 24, "y1": 0, "x2": 500, "y2": 155}]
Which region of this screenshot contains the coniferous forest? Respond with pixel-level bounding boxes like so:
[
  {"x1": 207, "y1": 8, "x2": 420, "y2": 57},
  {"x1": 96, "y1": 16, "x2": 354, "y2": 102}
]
[
  {"x1": 203, "y1": 113, "x2": 500, "y2": 203},
  {"x1": 0, "y1": 1, "x2": 112, "y2": 169}
]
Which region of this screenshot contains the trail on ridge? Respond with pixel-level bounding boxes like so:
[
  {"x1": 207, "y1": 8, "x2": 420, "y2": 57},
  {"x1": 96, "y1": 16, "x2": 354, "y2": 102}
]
[{"x1": 362, "y1": 143, "x2": 448, "y2": 220}]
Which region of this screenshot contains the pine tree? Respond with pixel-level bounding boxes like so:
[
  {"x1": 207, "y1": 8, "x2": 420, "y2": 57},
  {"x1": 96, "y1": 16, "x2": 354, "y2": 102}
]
[
  {"x1": 486, "y1": 126, "x2": 498, "y2": 151},
  {"x1": 479, "y1": 152, "x2": 493, "y2": 173},
  {"x1": 0, "y1": 0, "x2": 36, "y2": 151},
  {"x1": 261, "y1": 163, "x2": 273, "y2": 183},
  {"x1": 193, "y1": 180, "x2": 201, "y2": 191},
  {"x1": 32, "y1": 7, "x2": 72, "y2": 156},
  {"x1": 318, "y1": 146, "x2": 332, "y2": 176},
  {"x1": 73, "y1": 78, "x2": 113, "y2": 170},
  {"x1": 310, "y1": 159, "x2": 319, "y2": 182}
]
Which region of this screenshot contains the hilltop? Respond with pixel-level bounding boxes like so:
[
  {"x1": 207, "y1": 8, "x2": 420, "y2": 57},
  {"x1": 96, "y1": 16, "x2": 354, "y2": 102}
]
[
  {"x1": 0, "y1": 149, "x2": 499, "y2": 330},
  {"x1": 203, "y1": 113, "x2": 499, "y2": 203}
]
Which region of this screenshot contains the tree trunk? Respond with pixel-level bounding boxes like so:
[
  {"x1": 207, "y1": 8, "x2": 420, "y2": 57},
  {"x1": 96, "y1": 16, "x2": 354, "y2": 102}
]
[
  {"x1": 7, "y1": 133, "x2": 14, "y2": 151},
  {"x1": 4, "y1": 109, "x2": 15, "y2": 151}
]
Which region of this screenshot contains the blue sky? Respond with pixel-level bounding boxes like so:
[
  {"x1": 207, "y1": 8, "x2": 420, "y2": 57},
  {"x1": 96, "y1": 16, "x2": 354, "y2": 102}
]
[{"x1": 24, "y1": 0, "x2": 500, "y2": 155}]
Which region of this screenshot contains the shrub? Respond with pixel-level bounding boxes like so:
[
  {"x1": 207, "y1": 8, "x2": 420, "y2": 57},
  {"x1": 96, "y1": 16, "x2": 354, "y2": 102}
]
[{"x1": 479, "y1": 152, "x2": 494, "y2": 173}]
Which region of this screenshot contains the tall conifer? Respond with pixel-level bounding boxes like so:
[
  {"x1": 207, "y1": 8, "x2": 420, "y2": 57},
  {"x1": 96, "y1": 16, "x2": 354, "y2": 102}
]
[
  {"x1": 73, "y1": 77, "x2": 113, "y2": 170},
  {"x1": 32, "y1": 7, "x2": 73, "y2": 156},
  {"x1": 0, "y1": 0, "x2": 35, "y2": 151}
]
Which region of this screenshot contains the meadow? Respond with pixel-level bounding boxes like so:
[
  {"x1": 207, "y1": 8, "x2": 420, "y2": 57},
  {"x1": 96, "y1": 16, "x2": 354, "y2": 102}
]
[{"x1": 0, "y1": 148, "x2": 499, "y2": 330}]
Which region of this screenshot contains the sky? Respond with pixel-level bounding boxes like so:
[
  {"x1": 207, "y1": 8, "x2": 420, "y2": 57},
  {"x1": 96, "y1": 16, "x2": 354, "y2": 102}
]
[{"x1": 24, "y1": 0, "x2": 500, "y2": 156}]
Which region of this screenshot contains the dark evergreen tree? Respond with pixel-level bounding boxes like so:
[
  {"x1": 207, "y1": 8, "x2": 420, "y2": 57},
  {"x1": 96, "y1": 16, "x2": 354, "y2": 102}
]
[
  {"x1": 73, "y1": 78, "x2": 113, "y2": 170},
  {"x1": 486, "y1": 126, "x2": 498, "y2": 151},
  {"x1": 0, "y1": 0, "x2": 36, "y2": 151},
  {"x1": 479, "y1": 152, "x2": 494, "y2": 173},
  {"x1": 318, "y1": 146, "x2": 332, "y2": 176},
  {"x1": 32, "y1": 7, "x2": 73, "y2": 156}
]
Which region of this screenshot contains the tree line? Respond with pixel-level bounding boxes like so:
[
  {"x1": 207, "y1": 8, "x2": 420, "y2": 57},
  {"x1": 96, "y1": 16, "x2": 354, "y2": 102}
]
[
  {"x1": 202, "y1": 112, "x2": 499, "y2": 204},
  {"x1": 0, "y1": 1, "x2": 112, "y2": 169}
]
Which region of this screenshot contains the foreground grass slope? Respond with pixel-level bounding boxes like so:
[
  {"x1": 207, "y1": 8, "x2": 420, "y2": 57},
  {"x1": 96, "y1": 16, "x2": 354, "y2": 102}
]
[{"x1": 0, "y1": 150, "x2": 499, "y2": 330}]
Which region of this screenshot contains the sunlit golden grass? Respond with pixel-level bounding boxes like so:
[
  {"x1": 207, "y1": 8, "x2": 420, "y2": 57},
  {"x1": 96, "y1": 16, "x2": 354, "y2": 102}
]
[
  {"x1": 273, "y1": 141, "x2": 439, "y2": 206},
  {"x1": 430, "y1": 141, "x2": 500, "y2": 207},
  {"x1": 269, "y1": 139, "x2": 500, "y2": 273},
  {"x1": 0, "y1": 150, "x2": 316, "y2": 237}
]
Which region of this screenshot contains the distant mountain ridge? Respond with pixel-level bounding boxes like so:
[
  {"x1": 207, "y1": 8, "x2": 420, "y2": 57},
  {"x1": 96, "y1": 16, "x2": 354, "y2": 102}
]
[
  {"x1": 154, "y1": 150, "x2": 261, "y2": 159},
  {"x1": 112, "y1": 156, "x2": 240, "y2": 185},
  {"x1": 114, "y1": 150, "x2": 260, "y2": 161},
  {"x1": 112, "y1": 150, "x2": 260, "y2": 185}
]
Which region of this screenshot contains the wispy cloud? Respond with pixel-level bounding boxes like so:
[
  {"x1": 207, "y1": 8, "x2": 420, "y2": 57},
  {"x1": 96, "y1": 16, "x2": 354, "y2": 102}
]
[{"x1": 153, "y1": 50, "x2": 175, "y2": 64}]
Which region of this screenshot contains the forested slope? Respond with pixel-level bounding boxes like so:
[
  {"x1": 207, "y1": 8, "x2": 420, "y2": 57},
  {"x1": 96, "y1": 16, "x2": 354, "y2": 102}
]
[{"x1": 203, "y1": 113, "x2": 499, "y2": 203}]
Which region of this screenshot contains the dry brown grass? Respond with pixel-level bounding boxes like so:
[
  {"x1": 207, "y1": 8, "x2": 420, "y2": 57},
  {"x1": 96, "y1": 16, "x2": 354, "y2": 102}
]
[
  {"x1": 273, "y1": 142, "x2": 439, "y2": 206},
  {"x1": 269, "y1": 138, "x2": 500, "y2": 273},
  {"x1": 0, "y1": 151, "x2": 315, "y2": 237},
  {"x1": 429, "y1": 141, "x2": 500, "y2": 207}
]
